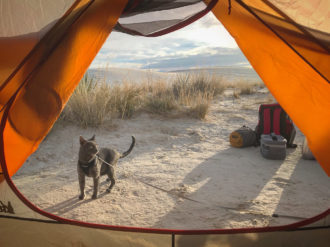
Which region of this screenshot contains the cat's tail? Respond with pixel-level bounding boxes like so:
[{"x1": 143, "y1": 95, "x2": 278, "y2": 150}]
[{"x1": 120, "y1": 136, "x2": 136, "y2": 159}]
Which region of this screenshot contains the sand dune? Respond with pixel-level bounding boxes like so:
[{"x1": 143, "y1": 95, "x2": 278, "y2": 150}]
[
  {"x1": 88, "y1": 66, "x2": 261, "y2": 85},
  {"x1": 12, "y1": 88, "x2": 330, "y2": 230},
  {"x1": 88, "y1": 67, "x2": 175, "y2": 84}
]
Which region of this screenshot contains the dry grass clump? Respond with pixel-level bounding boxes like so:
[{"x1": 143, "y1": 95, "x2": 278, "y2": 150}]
[
  {"x1": 171, "y1": 73, "x2": 225, "y2": 118},
  {"x1": 233, "y1": 90, "x2": 241, "y2": 99},
  {"x1": 231, "y1": 81, "x2": 258, "y2": 97},
  {"x1": 142, "y1": 73, "x2": 224, "y2": 117},
  {"x1": 187, "y1": 92, "x2": 212, "y2": 119},
  {"x1": 172, "y1": 73, "x2": 225, "y2": 100},
  {"x1": 236, "y1": 81, "x2": 255, "y2": 95},
  {"x1": 108, "y1": 83, "x2": 142, "y2": 119},
  {"x1": 61, "y1": 71, "x2": 257, "y2": 127},
  {"x1": 60, "y1": 74, "x2": 113, "y2": 127},
  {"x1": 251, "y1": 81, "x2": 266, "y2": 89},
  {"x1": 144, "y1": 81, "x2": 178, "y2": 113}
]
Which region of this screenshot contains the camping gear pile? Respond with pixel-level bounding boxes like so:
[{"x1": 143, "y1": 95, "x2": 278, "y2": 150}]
[
  {"x1": 230, "y1": 103, "x2": 297, "y2": 160},
  {"x1": 255, "y1": 103, "x2": 296, "y2": 148}
]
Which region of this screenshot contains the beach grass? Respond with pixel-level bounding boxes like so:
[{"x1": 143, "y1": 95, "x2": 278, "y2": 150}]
[
  {"x1": 60, "y1": 74, "x2": 113, "y2": 127},
  {"x1": 60, "y1": 72, "x2": 261, "y2": 127}
]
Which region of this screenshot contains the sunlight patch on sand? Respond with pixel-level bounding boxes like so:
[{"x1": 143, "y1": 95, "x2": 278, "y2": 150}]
[{"x1": 249, "y1": 150, "x2": 298, "y2": 216}]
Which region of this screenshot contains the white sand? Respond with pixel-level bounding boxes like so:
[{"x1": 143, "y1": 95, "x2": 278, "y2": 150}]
[
  {"x1": 89, "y1": 67, "x2": 176, "y2": 84},
  {"x1": 12, "y1": 89, "x2": 330, "y2": 230}
]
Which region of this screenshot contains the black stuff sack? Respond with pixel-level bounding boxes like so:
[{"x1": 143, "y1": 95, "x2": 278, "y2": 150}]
[{"x1": 230, "y1": 126, "x2": 257, "y2": 148}]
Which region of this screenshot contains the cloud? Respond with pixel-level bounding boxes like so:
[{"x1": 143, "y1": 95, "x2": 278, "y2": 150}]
[
  {"x1": 93, "y1": 46, "x2": 249, "y2": 71},
  {"x1": 90, "y1": 12, "x2": 246, "y2": 70}
]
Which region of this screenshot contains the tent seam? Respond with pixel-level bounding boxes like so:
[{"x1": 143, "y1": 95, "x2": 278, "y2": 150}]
[
  {"x1": 115, "y1": 0, "x2": 219, "y2": 37},
  {"x1": 0, "y1": 0, "x2": 85, "y2": 92},
  {"x1": 262, "y1": 0, "x2": 329, "y2": 53},
  {"x1": 235, "y1": 0, "x2": 329, "y2": 84}
]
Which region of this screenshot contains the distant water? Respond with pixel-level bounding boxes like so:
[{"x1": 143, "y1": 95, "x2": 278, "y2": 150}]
[{"x1": 88, "y1": 66, "x2": 262, "y2": 84}]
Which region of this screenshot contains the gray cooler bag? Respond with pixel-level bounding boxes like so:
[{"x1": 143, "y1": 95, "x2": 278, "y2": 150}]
[{"x1": 260, "y1": 134, "x2": 287, "y2": 160}]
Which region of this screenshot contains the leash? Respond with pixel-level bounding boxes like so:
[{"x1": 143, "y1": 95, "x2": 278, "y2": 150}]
[
  {"x1": 85, "y1": 153, "x2": 308, "y2": 222},
  {"x1": 96, "y1": 154, "x2": 114, "y2": 167},
  {"x1": 79, "y1": 153, "x2": 114, "y2": 169},
  {"x1": 134, "y1": 177, "x2": 308, "y2": 221},
  {"x1": 80, "y1": 155, "x2": 308, "y2": 221},
  {"x1": 135, "y1": 178, "x2": 203, "y2": 204},
  {"x1": 78, "y1": 150, "x2": 99, "y2": 166},
  {"x1": 78, "y1": 156, "x2": 96, "y2": 170}
]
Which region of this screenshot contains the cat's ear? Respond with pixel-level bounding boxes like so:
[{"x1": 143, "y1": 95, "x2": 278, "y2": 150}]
[
  {"x1": 89, "y1": 135, "x2": 95, "y2": 141},
  {"x1": 79, "y1": 136, "x2": 87, "y2": 145}
]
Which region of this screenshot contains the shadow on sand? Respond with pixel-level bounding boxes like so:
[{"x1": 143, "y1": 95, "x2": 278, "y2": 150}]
[
  {"x1": 152, "y1": 146, "x2": 329, "y2": 246},
  {"x1": 43, "y1": 181, "x2": 109, "y2": 215}
]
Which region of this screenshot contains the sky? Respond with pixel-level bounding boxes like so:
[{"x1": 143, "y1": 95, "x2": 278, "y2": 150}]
[{"x1": 90, "y1": 11, "x2": 251, "y2": 72}]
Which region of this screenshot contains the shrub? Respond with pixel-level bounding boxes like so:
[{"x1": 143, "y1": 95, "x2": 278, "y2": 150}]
[
  {"x1": 188, "y1": 96, "x2": 211, "y2": 119},
  {"x1": 144, "y1": 81, "x2": 177, "y2": 113},
  {"x1": 60, "y1": 71, "x2": 230, "y2": 127},
  {"x1": 234, "y1": 81, "x2": 255, "y2": 95},
  {"x1": 109, "y1": 83, "x2": 141, "y2": 119},
  {"x1": 61, "y1": 79, "x2": 112, "y2": 127}
]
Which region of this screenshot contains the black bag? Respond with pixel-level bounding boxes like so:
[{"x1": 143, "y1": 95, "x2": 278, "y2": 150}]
[{"x1": 230, "y1": 126, "x2": 257, "y2": 148}]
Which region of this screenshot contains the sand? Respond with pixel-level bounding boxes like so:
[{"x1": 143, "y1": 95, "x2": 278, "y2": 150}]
[{"x1": 12, "y1": 88, "x2": 330, "y2": 230}]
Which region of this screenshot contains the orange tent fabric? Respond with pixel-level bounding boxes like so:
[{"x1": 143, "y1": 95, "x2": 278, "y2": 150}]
[
  {"x1": 212, "y1": 0, "x2": 330, "y2": 175},
  {"x1": 0, "y1": 0, "x2": 128, "y2": 176}
]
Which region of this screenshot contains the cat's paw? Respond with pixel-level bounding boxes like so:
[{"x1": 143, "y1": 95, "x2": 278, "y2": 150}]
[
  {"x1": 92, "y1": 194, "x2": 98, "y2": 199},
  {"x1": 79, "y1": 194, "x2": 85, "y2": 200}
]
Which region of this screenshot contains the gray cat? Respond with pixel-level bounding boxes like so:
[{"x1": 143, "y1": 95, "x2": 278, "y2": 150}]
[{"x1": 77, "y1": 135, "x2": 135, "y2": 200}]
